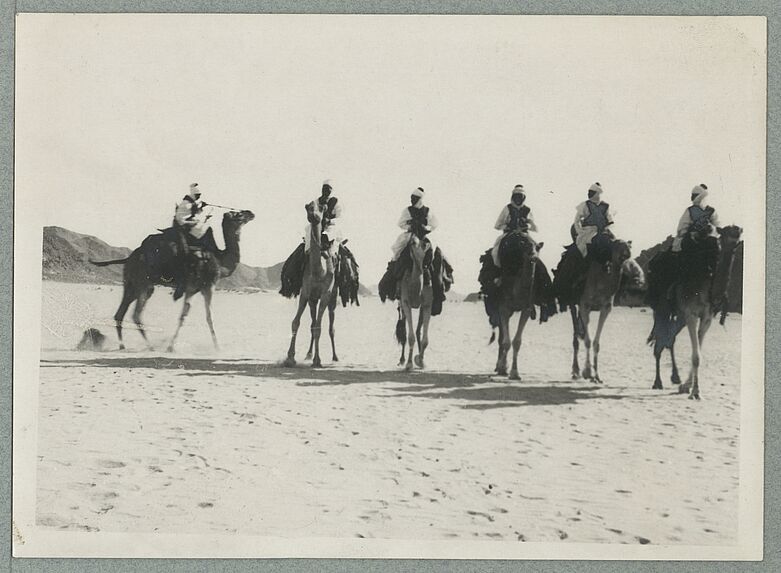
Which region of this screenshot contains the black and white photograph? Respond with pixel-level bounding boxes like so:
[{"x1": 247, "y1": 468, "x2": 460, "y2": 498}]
[{"x1": 12, "y1": 13, "x2": 765, "y2": 559}]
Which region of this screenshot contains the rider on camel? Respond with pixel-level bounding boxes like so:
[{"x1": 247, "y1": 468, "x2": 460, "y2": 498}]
[
  {"x1": 574, "y1": 182, "x2": 615, "y2": 271},
  {"x1": 280, "y1": 179, "x2": 360, "y2": 300},
  {"x1": 672, "y1": 183, "x2": 720, "y2": 251},
  {"x1": 169, "y1": 183, "x2": 219, "y2": 299},
  {"x1": 379, "y1": 187, "x2": 453, "y2": 308},
  {"x1": 391, "y1": 187, "x2": 438, "y2": 263},
  {"x1": 304, "y1": 179, "x2": 343, "y2": 256},
  {"x1": 491, "y1": 184, "x2": 537, "y2": 279},
  {"x1": 646, "y1": 184, "x2": 721, "y2": 308}
]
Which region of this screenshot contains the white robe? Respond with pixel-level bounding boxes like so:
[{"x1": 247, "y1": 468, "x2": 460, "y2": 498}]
[
  {"x1": 671, "y1": 199, "x2": 720, "y2": 252},
  {"x1": 391, "y1": 204, "x2": 438, "y2": 260},
  {"x1": 491, "y1": 204, "x2": 538, "y2": 267},
  {"x1": 304, "y1": 197, "x2": 343, "y2": 253},
  {"x1": 574, "y1": 200, "x2": 614, "y2": 257},
  {"x1": 174, "y1": 199, "x2": 213, "y2": 239}
]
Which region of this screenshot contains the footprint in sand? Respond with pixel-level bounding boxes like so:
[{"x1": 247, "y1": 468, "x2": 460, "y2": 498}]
[
  {"x1": 198, "y1": 502, "x2": 214, "y2": 508},
  {"x1": 97, "y1": 460, "x2": 126, "y2": 469}
]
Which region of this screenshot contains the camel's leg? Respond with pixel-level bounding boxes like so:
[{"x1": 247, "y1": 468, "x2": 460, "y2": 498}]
[
  {"x1": 581, "y1": 310, "x2": 594, "y2": 380},
  {"x1": 202, "y1": 285, "x2": 219, "y2": 351},
  {"x1": 570, "y1": 305, "x2": 581, "y2": 379},
  {"x1": 652, "y1": 342, "x2": 664, "y2": 390},
  {"x1": 285, "y1": 296, "x2": 308, "y2": 366},
  {"x1": 132, "y1": 287, "x2": 155, "y2": 350},
  {"x1": 591, "y1": 305, "x2": 611, "y2": 384},
  {"x1": 113, "y1": 287, "x2": 136, "y2": 350},
  {"x1": 670, "y1": 344, "x2": 682, "y2": 385},
  {"x1": 404, "y1": 303, "x2": 416, "y2": 372},
  {"x1": 311, "y1": 298, "x2": 329, "y2": 368},
  {"x1": 397, "y1": 306, "x2": 407, "y2": 366},
  {"x1": 690, "y1": 315, "x2": 712, "y2": 398},
  {"x1": 328, "y1": 304, "x2": 338, "y2": 362},
  {"x1": 496, "y1": 310, "x2": 511, "y2": 377},
  {"x1": 684, "y1": 317, "x2": 701, "y2": 400},
  {"x1": 305, "y1": 301, "x2": 316, "y2": 360},
  {"x1": 167, "y1": 293, "x2": 193, "y2": 352},
  {"x1": 414, "y1": 305, "x2": 431, "y2": 369},
  {"x1": 509, "y1": 309, "x2": 532, "y2": 381},
  {"x1": 399, "y1": 341, "x2": 406, "y2": 367}
]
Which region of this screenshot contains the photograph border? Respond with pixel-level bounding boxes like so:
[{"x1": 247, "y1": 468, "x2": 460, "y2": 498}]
[{"x1": 3, "y1": 0, "x2": 779, "y2": 571}]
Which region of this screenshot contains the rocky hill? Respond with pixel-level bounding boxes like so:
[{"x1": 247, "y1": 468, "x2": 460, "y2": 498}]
[{"x1": 41, "y1": 226, "x2": 373, "y2": 295}]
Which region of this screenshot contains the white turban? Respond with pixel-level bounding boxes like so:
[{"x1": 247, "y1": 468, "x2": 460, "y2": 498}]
[
  {"x1": 322, "y1": 179, "x2": 334, "y2": 188},
  {"x1": 188, "y1": 183, "x2": 201, "y2": 199},
  {"x1": 512, "y1": 184, "x2": 525, "y2": 195},
  {"x1": 412, "y1": 187, "x2": 425, "y2": 198},
  {"x1": 589, "y1": 182, "x2": 603, "y2": 195}
]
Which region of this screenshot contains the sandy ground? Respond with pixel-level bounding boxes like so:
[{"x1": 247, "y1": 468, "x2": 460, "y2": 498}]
[{"x1": 34, "y1": 281, "x2": 741, "y2": 544}]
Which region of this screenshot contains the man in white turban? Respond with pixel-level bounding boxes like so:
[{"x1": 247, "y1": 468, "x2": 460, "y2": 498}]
[
  {"x1": 573, "y1": 182, "x2": 614, "y2": 259},
  {"x1": 491, "y1": 184, "x2": 538, "y2": 268},
  {"x1": 671, "y1": 183, "x2": 720, "y2": 252},
  {"x1": 391, "y1": 187, "x2": 439, "y2": 260}
]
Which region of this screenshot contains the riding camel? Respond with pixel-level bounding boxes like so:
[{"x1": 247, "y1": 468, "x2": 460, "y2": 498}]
[
  {"x1": 284, "y1": 201, "x2": 339, "y2": 368},
  {"x1": 489, "y1": 232, "x2": 541, "y2": 380},
  {"x1": 393, "y1": 236, "x2": 434, "y2": 371},
  {"x1": 647, "y1": 225, "x2": 743, "y2": 399},
  {"x1": 91, "y1": 210, "x2": 255, "y2": 351},
  {"x1": 563, "y1": 239, "x2": 645, "y2": 383}
]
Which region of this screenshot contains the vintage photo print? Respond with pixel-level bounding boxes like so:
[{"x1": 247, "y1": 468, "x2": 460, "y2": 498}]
[{"x1": 12, "y1": 13, "x2": 765, "y2": 559}]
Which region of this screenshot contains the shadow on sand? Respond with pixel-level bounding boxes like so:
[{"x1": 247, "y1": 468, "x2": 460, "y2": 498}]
[{"x1": 40, "y1": 355, "x2": 637, "y2": 409}]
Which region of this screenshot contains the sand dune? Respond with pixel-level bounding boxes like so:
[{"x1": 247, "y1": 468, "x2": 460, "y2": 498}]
[{"x1": 35, "y1": 282, "x2": 741, "y2": 544}]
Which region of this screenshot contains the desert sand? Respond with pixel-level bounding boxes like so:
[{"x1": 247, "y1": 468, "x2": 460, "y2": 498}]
[{"x1": 34, "y1": 281, "x2": 741, "y2": 545}]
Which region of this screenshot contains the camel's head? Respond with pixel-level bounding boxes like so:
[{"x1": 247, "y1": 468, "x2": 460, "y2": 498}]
[
  {"x1": 717, "y1": 225, "x2": 743, "y2": 252},
  {"x1": 610, "y1": 239, "x2": 632, "y2": 266},
  {"x1": 305, "y1": 201, "x2": 322, "y2": 225},
  {"x1": 222, "y1": 210, "x2": 255, "y2": 234}
]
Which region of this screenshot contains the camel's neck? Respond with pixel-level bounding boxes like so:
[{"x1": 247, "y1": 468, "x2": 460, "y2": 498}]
[
  {"x1": 710, "y1": 244, "x2": 738, "y2": 303},
  {"x1": 217, "y1": 222, "x2": 241, "y2": 277},
  {"x1": 309, "y1": 221, "x2": 325, "y2": 279}
]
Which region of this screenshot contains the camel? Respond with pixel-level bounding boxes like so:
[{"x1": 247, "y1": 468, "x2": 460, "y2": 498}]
[
  {"x1": 490, "y1": 232, "x2": 540, "y2": 380},
  {"x1": 565, "y1": 240, "x2": 645, "y2": 383},
  {"x1": 393, "y1": 236, "x2": 434, "y2": 371},
  {"x1": 90, "y1": 210, "x2": 255, "y2": 351},
  {"x1": 284, "y1": 202, "x2": 338, "y2": 368},
  {"x1": 648, "y1": 225, "x2": 743, "y2": 399}
]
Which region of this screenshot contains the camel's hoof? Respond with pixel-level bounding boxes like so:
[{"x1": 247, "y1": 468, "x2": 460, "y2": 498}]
[
  {"x1": 405, "y1": 362, "x2": 414, "y2": 372},
  {"x1": 312, "y1": 359, "x2": 323, "y2": 368},
  {"x1": 414, "y1": 355, "x2": 424, "y2": 369},
  {"x1": 398, "y1": 359, "x2": 406, "y2": 367},
  {"x1": 332, "y1": 355, "x2": 339, "y2": 362},
  {"x1": 166, "y1": 346, "x2": 174, "y2": 353},
  {"x1": 689, "y1": 393, "x2": 701, "y2": 401},
  {"x1": 652, "y1": 382, "x2": 663, "y2": 390},
  {"x1": 571, "y1": 372, "x2": 581, "y2": 380},
  {"x1": 678, "y1": 385, "x2": 688, "y2": 394},
  {"x1": 305, "y1": 352, "x2": 313, "y2": 360},
  {"x1": 283, "y1": 357, "x2": 296, "y2": 368},
  {"x1": 118, "y1": 344, "x2": 126, "y2": 350},
  {"x1": 509, "y1": 371, "x2": 521, "y2": 381},
  {"x1": 671, "y1": 376, "x2": 681, "y2": 385},
  {"x1": 496, "y1": 367, "x2": 507, "y2": 376},
  {"x1": 582, "y1": 370, "x2": 592, "y2": 380}
]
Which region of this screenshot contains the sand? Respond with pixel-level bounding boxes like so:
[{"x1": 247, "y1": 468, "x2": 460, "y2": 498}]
[{"x1": 34, "y1": 281, "x2": 741, "y2": 544}]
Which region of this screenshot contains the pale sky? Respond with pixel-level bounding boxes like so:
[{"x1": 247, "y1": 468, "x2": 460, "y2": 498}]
[{"x1": 15, "y1": 14, "x2": 766, "y2": 290}]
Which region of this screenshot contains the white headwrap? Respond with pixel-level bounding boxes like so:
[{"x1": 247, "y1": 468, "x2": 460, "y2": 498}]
[
  {"x1": 512, "y1": 184, "x2": 525, "y2": 196},
  {"x1": 691, "y1": 183, "x2": 708, "y2": 205},
  {"x1": 589, "y1": 182, "x2": 603, "y2": 195},
  {"x1": 188, "y1": 183, "x2": 201, "y2": 199},
  {"x1": 322, "y1": 179, "x2": 334, "y2": 188}
]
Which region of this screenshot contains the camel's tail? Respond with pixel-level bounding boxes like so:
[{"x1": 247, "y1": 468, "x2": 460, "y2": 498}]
[
  {"x1": 395, "y1": 307, "x2": 406, "y2": 345},
  {"x1": 489, "y1": 327, "x2": 497, "y2": 345},
  {"x1": 89, "y1": 257, "x2": 129, "y2": 267}
]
